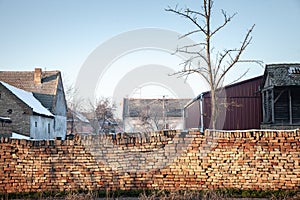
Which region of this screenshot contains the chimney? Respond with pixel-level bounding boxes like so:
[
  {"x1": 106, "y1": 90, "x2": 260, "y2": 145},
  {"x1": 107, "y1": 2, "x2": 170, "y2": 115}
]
[{"x1": 34, "y1": 68, "x2": 42, "y2": 84}]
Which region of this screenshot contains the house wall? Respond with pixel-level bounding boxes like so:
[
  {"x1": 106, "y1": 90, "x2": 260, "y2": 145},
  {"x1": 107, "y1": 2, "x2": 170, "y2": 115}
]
[
  {"x1": 67, "y1": 120, "x2": 93, "y2": 134},
  {"x1": 0, "y1": 129, "x2": 299, "y2": 193},
  {"x1": 54, "y1": 115, "x2": 67, "y2": 139},
  {"x1": 0, "y1": 120, "x2": 12, "y2": 137},
  {"x1": 53, "y1": 76, "x2": 67, "y2": 117},
  {"x1": 263, "y1": 86, "x2": 300, "y2": 127},
  {"x1": 53, "y1": 75, "x2": 67, "y2": 138},
  {"x1": 0, "y1": 84, "x2": 31, "y2": 136},
  {"x1": 123, "y1": 98, "x2": 190, "y2": 132},
  {"x1": 124, "y1": 117, "x2": 184, "y2": 132},
  {"x1": 30, "y1": 116, "x2": 55, "y2": 139},
  {"x1": 184, "y1": 100, "x2": 201, "y2": 129}
]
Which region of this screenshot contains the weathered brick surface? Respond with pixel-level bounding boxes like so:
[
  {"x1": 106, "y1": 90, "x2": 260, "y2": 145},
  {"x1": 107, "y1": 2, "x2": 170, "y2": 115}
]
[
  {"x1": 0, "y1": 124, "x2": 12, "y2": 137},
  {"x1": 0, "y1": 84, "x2": 31, "y2": 135},
  {"x1": 0, "y1": 129, "x2": 299, "y2": 193}
]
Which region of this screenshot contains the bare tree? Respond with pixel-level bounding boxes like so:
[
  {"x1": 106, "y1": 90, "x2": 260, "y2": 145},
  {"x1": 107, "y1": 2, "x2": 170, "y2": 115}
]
[
  {"x1": 139, "y1": 103, "x2": 164, "y2": 132},
  {"x1": 96, "y1": 97, "x2": 116, "y2": 132},
  {"x1": 64, "y1": 82, "x2": 85, "y2": 134},
  {"x1": 166, "y1": 0, "x2": 262, "y2": 129},
  {"x1": 86, "y1": 100, "x2": 100, "y2": 134},
  {"x1": 87, "y1": 97, "x2": 117, "y2": 134}
]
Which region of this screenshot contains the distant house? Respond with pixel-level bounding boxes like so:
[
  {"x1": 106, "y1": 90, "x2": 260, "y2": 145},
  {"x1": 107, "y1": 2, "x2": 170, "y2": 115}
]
[
  {"x1": 67, "y1": 109, "x2": 93, "y2": 135},
  {"x1": 123, "y1": 98, "x2": 191, "y2": 132},
  {"x1": 261, "y1": 63, "x2": 300, "y2": 129},
  {"x1": 0, "y1": 82, "x2": 55, "y2": 139},
  {"x1": 184, "y1": 76, "x2": 263, "y2": 131},
  {"x1": 0, "y1": 68, "x2": 67, "y2": 139}
]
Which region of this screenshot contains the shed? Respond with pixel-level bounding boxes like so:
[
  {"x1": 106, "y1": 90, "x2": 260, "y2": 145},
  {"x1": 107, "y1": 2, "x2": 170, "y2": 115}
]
[
  {"x1": 184, "y1": 76, "x2": 263, "y2": 131},
  {"x1": 261, "y1": 63, "x2": 300, "y2": 129}
]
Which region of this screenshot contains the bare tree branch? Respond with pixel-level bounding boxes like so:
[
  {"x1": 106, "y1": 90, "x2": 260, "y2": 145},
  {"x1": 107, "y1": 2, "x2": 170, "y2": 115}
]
[
  {"x1": 165, "y1": 7, "x2": 207, "y2": 34},
  {"x1": 179, "y1": 29, "x2": 202, "y2": 39},
  {"x1": 167, "y1": 0, "x2": 262, "y2": 129},
  {"x1": 176, "y1": 42, "x2": 206, "y2": 51},
  {"x1": 211, "y1": 10, "x2": 237, "y2": 37},
  {"x1": 215, "y1": 24, "x2": 255, "y2": 89},
  {"x1": 227, "y1": 68, "x2": 250, "y2": 86}
]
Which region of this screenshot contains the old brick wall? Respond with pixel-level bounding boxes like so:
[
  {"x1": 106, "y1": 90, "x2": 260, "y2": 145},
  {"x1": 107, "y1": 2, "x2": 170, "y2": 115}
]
[
  {"x1": 0, "y1": 138, "x2": 106, "y2": 193},
  {"x1": 0, "y1": 120, "x2": 12, "y2": 137},
  {"x1": 0, "y1": 129, "x2": 299, "y2": 193},
  {"x1": 0, "y1": 84, "x2": 31, "y2": 135}
]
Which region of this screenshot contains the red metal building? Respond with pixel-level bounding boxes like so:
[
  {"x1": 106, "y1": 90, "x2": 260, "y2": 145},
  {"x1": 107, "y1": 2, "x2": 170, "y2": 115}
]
[{"x1": 184, "y1": 76, "x2": 263, "y2": 131}]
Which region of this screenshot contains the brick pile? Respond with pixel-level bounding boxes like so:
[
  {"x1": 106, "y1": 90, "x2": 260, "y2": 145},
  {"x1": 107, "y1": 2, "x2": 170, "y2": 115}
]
[{"x1": 0, "y1": 129, "x2": 299, "y2": 193}]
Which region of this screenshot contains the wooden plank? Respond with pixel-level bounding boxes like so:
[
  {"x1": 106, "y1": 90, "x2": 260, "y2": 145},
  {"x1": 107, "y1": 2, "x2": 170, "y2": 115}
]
[
  {"x1": 262, "y1": 91, "x2": 265, "y2": 123},
  {"x1": 289, "y1": 88, "x2": 292, "y2": 125},
  {"x1": 271, "y1": 90, "x2": 275, "y2": 123}
]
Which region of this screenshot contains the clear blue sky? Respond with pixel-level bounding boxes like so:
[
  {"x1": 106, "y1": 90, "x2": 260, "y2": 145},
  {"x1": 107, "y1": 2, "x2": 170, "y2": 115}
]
[{"x1": 0, "y1": 0, "x2": 299, "y2": 98}]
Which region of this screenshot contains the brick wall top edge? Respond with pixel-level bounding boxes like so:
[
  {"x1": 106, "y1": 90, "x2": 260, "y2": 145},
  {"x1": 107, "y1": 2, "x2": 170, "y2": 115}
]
[
  {"x1": 1, "y1": 128, "x2": 299, "y2": 146},
  {"x1": 205, "y1": 129, "x2": 300, "y2": 138},
  {"x1": 206, "y1": 128, "x2": 299, "y2": 133},
  {"x1": 0, "y1": 136, "x2": 81, "y2": 146},
  {"x1": 79, "y1": 130, "x2": 179, "y2": 145}
]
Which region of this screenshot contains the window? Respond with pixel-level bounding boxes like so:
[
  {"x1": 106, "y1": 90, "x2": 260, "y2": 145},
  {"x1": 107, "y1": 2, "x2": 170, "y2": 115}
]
[
  {"x1": 48, "y1": 123, "x2": 50, "y2": 134},
  {"x1": 35, "y1": 122, "x2": 37, "y2": 127},
  {"x1": 7, "y1": 109, "x2": 12, "y2": 114}
]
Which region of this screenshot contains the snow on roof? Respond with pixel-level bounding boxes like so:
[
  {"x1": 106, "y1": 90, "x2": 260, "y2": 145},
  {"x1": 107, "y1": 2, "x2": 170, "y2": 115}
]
[
  {"x1": 74, "y1": 111, "x2": 90, "y2": 123},
  {"x1": 1, "y1": 81, "x2": 54, "y2": 117},
  {"x1": 11, "y1": 132, "x2": 31, "y2": 140}
]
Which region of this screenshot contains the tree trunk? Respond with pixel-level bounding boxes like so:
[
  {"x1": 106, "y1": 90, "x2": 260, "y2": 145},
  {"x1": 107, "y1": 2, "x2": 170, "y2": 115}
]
[
  {"x1": 210, "y1": 88, "x2": 216, "y2": 129},
  {"x1": 206, "y1": 0, "x2": 216, "y2": 130},
  {"x1": 166, "y1": 0, "x2": 258, "y2": 131}
]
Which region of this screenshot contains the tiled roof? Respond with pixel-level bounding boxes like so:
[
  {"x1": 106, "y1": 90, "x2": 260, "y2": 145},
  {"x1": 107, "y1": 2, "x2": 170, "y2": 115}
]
[
  {"x1": 0, "y1": 81, "x2": 53, "y2": 117},
  {"x1": 0, "y1": 69, "x2": 60, "y2": 111},
  {"x1": 263, "y1": 63, "x2": 300, "y2": 87}
]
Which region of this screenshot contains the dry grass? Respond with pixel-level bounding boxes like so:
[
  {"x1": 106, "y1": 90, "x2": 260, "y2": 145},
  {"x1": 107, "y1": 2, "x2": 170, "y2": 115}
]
[
  {"x1": 63, "y1": 191, "x2": 95, "y2": 200},
  {"x1": 4, "y1": 189, "x2": 300, "y2": 200},
  {"x1": 270, "y1": 191, "x2": 300, "y2": 200},
  {"x1": 41, "y1": 191, "x2": 96, "y2": 200},
  {"x1": 139, "y1": 190, "x2": 225, "y2": 200},
  {"x1": 138, "y1": 190, "x2": 300, "y2": 200}
]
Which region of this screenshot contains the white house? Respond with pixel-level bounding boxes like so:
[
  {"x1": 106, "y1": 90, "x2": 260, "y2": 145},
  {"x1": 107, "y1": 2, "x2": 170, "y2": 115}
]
[{"x1": 0, "y1": 68, "x2": 67, "y2": 139}]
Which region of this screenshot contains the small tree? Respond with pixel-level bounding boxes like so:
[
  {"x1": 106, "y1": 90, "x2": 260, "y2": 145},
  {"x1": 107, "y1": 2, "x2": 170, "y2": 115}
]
[
  {"x1": 95, "y1": 97, "x2": 117, "y2": 133},
  {"x1": 64, "y1": 82, "x2": 85, "y2": 134},
  {"x1": 166, "y1": 0, "x2": 261, "y2": 129},
  {"x1": 139, "y1": 103, "x2": 164, "y2": 132}
]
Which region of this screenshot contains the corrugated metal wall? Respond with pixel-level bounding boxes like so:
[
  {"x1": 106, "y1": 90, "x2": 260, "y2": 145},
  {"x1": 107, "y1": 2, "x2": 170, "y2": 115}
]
[
  {"x1": 185, "y1": 76, "x2": 263, "y2": 130},
  {"x1": 184, "y1": 100, "x2": 200, "y2": 129}
]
